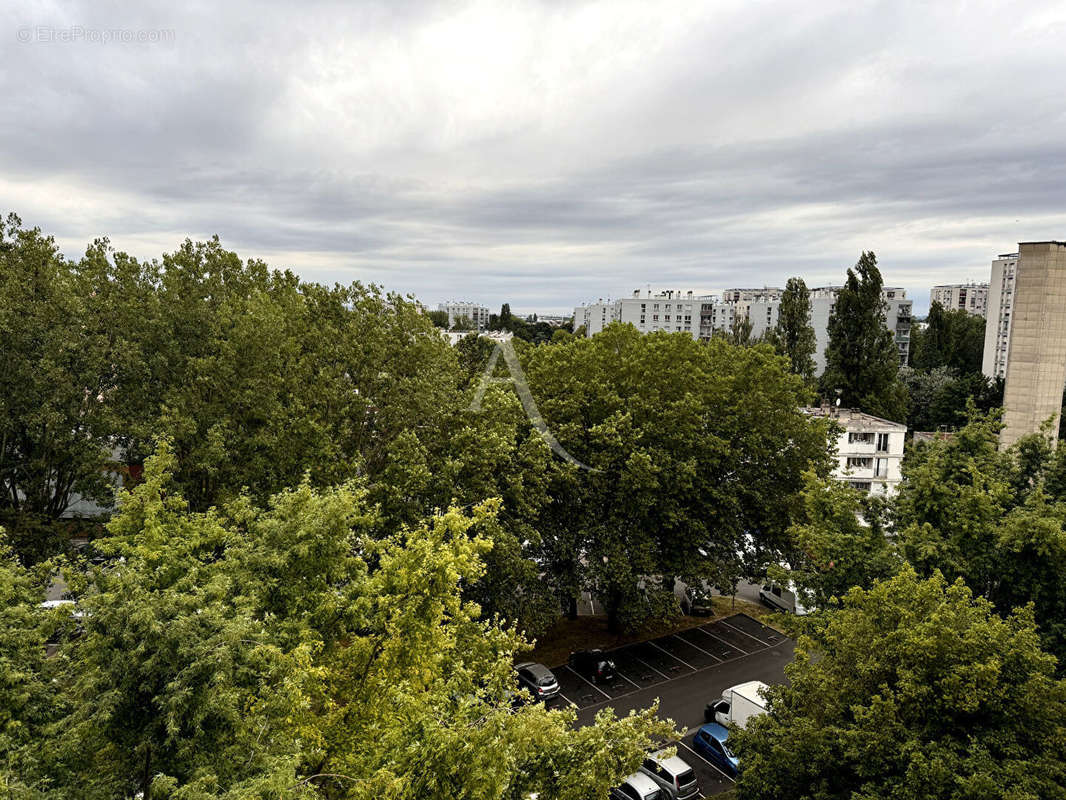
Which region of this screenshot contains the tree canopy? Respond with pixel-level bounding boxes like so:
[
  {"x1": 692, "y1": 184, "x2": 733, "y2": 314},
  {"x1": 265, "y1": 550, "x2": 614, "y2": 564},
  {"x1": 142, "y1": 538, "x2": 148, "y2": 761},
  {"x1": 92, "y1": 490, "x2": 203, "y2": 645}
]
[
  {"x1": 820, "y1": 252, "x2": 907, "y2": 421},
  {"x1": 733, "y1": 567, "x2": 1066, "y2": 800},
  {"x1": 1, "y1": 445, "x2": 673, "y2": 798},
  {"x1": 767, "y1": 277, "x2": 816, "y2": 381}
]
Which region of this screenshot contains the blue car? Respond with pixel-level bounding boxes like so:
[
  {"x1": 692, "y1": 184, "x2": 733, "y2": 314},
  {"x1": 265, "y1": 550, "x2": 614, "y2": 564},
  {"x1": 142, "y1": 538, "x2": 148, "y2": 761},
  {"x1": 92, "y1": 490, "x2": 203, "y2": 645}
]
[{"x1": 692, "y1": 723, "x2": 739, "y2": 776}]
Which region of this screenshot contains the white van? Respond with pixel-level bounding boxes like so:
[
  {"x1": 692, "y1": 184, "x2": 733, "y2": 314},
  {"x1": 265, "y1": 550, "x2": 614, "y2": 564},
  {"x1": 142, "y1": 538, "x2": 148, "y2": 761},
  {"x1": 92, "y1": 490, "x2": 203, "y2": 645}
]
[
  {"x1": 706, "y1": 680, "x2": 769, "y2": 728},
  {"x1": 758, "y1": 581, "x2": 810, "y2": 615}
]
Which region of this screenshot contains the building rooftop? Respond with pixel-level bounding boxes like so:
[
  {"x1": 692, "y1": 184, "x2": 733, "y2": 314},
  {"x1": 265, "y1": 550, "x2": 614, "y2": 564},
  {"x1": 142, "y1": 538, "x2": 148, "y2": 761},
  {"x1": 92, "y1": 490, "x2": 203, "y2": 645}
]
[{"x1": 802, "y1": 405, "x2": 907, "y2": 430}]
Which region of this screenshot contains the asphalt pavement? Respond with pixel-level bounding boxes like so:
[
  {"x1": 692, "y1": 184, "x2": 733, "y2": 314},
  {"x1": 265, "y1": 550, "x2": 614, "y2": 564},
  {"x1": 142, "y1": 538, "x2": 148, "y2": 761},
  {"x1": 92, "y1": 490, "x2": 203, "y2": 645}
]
[{"x1": 549, "y1": 613, "x2": 794, "y2": 797}]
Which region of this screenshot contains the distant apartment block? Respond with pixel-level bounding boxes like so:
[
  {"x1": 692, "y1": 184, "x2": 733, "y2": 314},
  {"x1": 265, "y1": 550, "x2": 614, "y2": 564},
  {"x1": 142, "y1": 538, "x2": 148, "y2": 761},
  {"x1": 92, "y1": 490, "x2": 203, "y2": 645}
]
[
  {"x1": 803, "y1": 406, "x2": 907, "y2": 496},
  {"x1": 439, "y1": 301, "x2": 490, "y2": 330},
  {"x1": 982, "y1": 253, "x2": 1018, "y2": 380},
  {"x1": 574, "y1": 289, "x2": 712, "y2": 338},
  {"x1": 999, "y1": 241, "x2": 1066, "y2": 448},
  {"x1": 575, "y1": 285, "x2": 912, "y2": 375},
  {"x1": 931, "y1": 282, "x2": 989, "y2": 317}
]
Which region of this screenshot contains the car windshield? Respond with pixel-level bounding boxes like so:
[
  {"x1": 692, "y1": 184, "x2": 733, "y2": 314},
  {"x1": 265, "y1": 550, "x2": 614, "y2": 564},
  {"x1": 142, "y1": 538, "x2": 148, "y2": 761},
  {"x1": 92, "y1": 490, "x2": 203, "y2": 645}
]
[
  {"x1": 537, "y1": 676, "x2": 556, "y2": 686},
  {"x1": 676, "y1": 769, "x2": 694, "y2": 784},
  {"x1": 647, "y1": 791, "x2": 662, "y2": 800}
]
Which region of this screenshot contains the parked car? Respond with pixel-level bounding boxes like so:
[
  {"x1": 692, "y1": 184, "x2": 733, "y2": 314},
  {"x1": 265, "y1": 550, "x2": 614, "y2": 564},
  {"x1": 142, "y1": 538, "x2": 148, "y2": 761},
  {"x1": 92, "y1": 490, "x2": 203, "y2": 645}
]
[
  {"x1": 609, "y1": 772, "x2": 664, "y2": 800},
  {"x1": 680, "y1": 585, "x2": 714, "y2": 616},
  {"x1": 640, "y1": 749, "x2": 699, "y2": 799},
  {"x1": 692, "y1": 723, "x2": 739, "y2": 776},
  {"x1": 514, "y1": 661, "x2": 560, "y2": 701},
  {"x1": 758, "y1": 580, "x2": 811, "y2": 615},
  {"x1": 568, "y1": 649, "x2": 617, "y2": 684},
  {"x1": 705, "y1": 680, "x2": 769, "y2": 727}
]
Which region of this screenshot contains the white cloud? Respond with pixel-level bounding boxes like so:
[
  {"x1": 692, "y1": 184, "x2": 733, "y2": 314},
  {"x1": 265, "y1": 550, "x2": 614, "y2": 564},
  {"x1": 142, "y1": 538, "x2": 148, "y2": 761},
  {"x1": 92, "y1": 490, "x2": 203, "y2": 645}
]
[{"x1": 3, "y1": 0, "x2": 1065, "y2": 314}]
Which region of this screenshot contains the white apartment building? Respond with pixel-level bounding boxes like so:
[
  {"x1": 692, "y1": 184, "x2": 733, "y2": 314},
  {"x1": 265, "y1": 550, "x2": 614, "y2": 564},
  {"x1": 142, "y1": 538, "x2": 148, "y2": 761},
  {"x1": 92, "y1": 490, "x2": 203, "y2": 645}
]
[
  {"x1": 930, "y1": 282, "x2": 989, "y2": 317},
  {"x1": 804, "y1": 406, "x2": 907, "y2": 496},
  {"x1": 981, "y1": 253, "x2": 1018, "y2": 380},
  {"x1": 574, "y1": 289, "x2": 712, "y2": 337},
  {"x1": 439, "y1": 301, "x2": 491, "y2": 331},
  {"x1": 575, "y1": 285, "x2": 912, "y2": 375}
]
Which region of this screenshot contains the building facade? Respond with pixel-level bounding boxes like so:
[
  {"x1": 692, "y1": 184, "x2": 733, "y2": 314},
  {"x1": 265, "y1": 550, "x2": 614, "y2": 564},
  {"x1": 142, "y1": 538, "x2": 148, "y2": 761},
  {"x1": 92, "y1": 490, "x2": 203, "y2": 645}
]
[
  {"x1": 930, "y1": 282, "x2": 989, "y2": 317},
  {"x1": 575, "y1": 285, "x2": 912, "y2": 375},
  {"x1": 999, "y1": 241, "x2": 1066, "y2": 448},
  {"x1": 804, "y1": 406, "x2": 907, "y2": 496},
  {"x1": 574, "y1": 289, "x2": 712, "y2": 337},
  {"x1": 439, "y1": 301, "x2": 491, "y2": 331},
  {"x1": 981, "y1": 253, "x2": 1019, "y2": 380}
]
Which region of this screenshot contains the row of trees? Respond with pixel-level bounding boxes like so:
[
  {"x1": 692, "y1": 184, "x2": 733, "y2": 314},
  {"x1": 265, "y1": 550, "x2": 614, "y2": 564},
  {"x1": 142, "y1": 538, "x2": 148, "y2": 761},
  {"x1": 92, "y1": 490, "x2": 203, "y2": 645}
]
[
  {"x1": 1, "y1": 447, "x2": 673, "y2": 798},
  {"x1": 730, "y1": 408, "x2": 1066, "y2": 799},
  {"x1": 0, "y1": 215, "x2": 834, "y2": 635}
]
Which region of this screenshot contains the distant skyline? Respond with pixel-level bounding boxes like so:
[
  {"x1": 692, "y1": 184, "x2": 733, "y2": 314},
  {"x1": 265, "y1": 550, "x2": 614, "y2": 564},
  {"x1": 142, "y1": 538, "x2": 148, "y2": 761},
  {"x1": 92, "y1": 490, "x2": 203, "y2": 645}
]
[{"x1": 4, "y1": 1, "x2": 1064, "y2": 318}]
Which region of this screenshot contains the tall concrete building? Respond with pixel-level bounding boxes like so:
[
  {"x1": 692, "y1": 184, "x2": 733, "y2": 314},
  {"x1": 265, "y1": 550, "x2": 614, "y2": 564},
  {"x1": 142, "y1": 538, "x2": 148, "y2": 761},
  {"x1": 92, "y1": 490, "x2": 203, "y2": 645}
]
[
  {"x1": 931, "y1": 282, "x2": 989, "y2": 317},
  {"x1": 999, "y1": 242, "x2": 1066, "y2": 448},
  {"x1": 982, "y1": 253, "x2": 1019, "y2": 379}
]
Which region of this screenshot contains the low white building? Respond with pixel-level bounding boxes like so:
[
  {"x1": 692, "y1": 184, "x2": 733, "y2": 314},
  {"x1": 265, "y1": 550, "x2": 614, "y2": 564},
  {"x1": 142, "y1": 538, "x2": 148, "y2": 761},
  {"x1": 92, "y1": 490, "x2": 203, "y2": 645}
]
[{"x1": 804, "y1": 406, "x2": 907, "y2": 496}]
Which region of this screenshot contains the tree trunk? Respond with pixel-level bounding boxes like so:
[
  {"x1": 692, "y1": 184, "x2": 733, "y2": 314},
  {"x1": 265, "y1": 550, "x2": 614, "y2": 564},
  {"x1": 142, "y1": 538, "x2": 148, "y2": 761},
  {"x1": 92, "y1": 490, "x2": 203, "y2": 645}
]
[
  {"x1": 607, "y1": 604, "x2": 620, "y2": 634},
  {"x1": 566, "y1": 595, "x2": 578, "y2": 620},
  {"x1": 142, "y1": 744, "x2": 152, "y2": 800}
]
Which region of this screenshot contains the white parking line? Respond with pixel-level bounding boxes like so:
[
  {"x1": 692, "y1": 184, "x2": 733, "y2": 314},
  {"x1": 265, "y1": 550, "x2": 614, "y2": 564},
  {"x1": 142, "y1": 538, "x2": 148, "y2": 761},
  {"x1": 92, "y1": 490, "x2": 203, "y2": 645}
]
[
  {"x1": 670, "y1": 632, "x2": 723, "y2": 661},
  {"x1": 695, "y1": 625, "x2": 753, "y2": 654},
  {"x1": 648, "y1": 640, "x2": 697, "y2": 671},
  {"x1": 562, "y1": 665, "x2": 612, "y2": 699},
  {"x1": 556, "y1": 691, "x2": 578, "y2": 708},
  {"x1": 630, "y1": 653, "x2": 671, "y2": 681},
  {"x1": 677, "y1": 738, "x2": 735, "y2": 782},
  {"x1": 614, "y1": 669, "x2": 641, "y2": 689},
  {"x1": 720, "y1": 619, "x2": 774, "y2": 647}
]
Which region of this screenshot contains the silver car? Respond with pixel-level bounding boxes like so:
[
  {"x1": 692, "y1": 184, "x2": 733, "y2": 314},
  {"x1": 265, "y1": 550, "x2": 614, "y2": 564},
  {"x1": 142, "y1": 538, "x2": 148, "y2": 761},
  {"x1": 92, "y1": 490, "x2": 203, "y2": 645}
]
[
  {"x1": 610, "y1": 772, "x2": 663, "y2": 800},
  {"x1": 639, "y1": 749, "x2": 699, "y2": 800}
]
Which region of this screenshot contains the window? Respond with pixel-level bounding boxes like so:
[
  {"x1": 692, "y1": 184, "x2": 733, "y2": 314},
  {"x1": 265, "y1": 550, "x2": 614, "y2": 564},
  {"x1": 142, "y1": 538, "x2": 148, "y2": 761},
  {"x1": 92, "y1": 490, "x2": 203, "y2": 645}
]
[
  {"x1": 848, "y1": 432, "x2": 874, "y2": 445},
  {"x1": 847, "y1": 457, "x2": 872, "y2": 469},
  {"x1": 875, "y1": 457, "x2": 888, "y2": 477},
  {"x1": 851, "y1": 481, "x2": 871, "y2": 491},
  {"x1": 876, "y1": 433, "x2": 890, "y2": 452}
]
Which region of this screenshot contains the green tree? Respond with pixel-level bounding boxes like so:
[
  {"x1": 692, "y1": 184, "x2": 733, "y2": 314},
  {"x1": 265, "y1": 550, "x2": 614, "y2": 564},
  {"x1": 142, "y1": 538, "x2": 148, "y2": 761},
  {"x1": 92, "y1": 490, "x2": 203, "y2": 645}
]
[
  {"x1": 898, "y1": 366, "x2": 1003, "y2": 432},
  {"x1": 426, "y1": 309, "x2": 449, "y2": 327},
  {"x1": 821, "y1": 252, "x2": 907, "y2": 421},
  {"x1": 767, "y1": 277, "x2": 816, "y2": 380},
  {"x1": 732, "y1": 567, "x2": 1066, "y2": 800},
  {"x1": 781, "y1": 471, "x2": 900, "y2": 609},
  {"x1": 897, "y1": 409, "x2": 1066, "y2": 661},
  {"x1": 452, "y1": 314, "x2": 475, "y2": 331},
  {"x1": 18, "y1": 444, "x2": 672, "y2": 798},
  {"x1": 522, "y1": 324, "x2": 832, "y2": 631},
  {"x1": 0, "y1": 216, "x2": 143, "y2": 560},
  {"x1": 911, "y1": 302, "x2": 986, "y2": 373}
]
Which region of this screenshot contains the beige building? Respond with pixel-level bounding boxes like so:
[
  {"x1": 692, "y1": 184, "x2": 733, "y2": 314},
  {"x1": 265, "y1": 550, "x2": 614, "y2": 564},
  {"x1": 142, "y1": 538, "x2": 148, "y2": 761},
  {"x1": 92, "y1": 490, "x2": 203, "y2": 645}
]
[{"x1": 999, "y1": 241, "x2": 1066, "y2": 448}]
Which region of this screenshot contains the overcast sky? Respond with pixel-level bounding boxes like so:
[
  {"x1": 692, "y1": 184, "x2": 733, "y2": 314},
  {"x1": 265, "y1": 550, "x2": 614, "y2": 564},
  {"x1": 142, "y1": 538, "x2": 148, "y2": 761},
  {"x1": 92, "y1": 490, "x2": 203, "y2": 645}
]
[{"x1": 4, "y1": 1, "x2": 1065, "y2": 315}]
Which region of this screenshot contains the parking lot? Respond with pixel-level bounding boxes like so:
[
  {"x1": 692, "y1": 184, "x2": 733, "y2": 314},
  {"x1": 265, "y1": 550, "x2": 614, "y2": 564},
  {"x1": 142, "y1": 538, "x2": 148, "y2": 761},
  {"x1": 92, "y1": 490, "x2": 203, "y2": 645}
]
[{"x1": 547, "y1": 613, "x2": 793, "y2": 797}]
